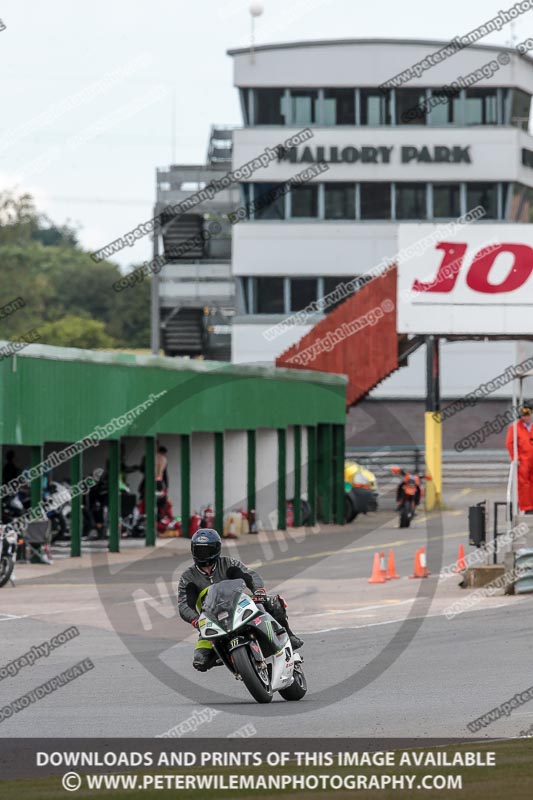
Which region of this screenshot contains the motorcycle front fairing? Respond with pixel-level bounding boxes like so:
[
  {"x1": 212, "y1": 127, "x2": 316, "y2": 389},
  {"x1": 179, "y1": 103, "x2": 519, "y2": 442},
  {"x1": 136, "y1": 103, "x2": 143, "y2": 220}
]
[
  {"x1": 199, "y1": 579, "x2": 290, "y2": 662},
  {"x1": 198, "y1": 579, "x2": 299, "y2": 693}
]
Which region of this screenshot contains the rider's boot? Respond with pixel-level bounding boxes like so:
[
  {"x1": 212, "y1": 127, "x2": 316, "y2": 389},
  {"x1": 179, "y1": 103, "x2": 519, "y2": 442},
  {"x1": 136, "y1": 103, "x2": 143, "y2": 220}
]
[
  {"x1": 193, "y1": 648, "x2": 218, "y2": 672},
  {"x1": 287, "y1": 627, "x2": 304, "y2": 650}
]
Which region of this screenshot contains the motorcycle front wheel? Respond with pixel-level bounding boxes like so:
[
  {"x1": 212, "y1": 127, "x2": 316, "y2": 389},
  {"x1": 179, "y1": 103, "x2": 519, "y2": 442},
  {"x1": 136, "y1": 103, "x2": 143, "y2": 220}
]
[
  {"x1": 232, "y1": 646, "x2": 273, "y2": 704},
  {"x1": 399, "y1": 504, "x2": 411, "y2": 528},
  {"x1": 0, "y1": 555, "x2": 14, "y2": 587},
  {"x1": 279, "y1": 662, "x2": 307, "y2": 701}
]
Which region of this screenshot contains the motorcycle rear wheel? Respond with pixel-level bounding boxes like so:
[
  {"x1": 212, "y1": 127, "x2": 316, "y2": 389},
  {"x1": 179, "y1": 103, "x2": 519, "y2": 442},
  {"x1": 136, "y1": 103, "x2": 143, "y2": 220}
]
[
  {"x1": 232, "y1": 646, "x2": 273, "y2": 704},
  {"x1": 0, "y1": 555, "x2": 14, "y2": 588},
  {"x1": 279, "y1": 663, "x2": 307, "y2": 701}
]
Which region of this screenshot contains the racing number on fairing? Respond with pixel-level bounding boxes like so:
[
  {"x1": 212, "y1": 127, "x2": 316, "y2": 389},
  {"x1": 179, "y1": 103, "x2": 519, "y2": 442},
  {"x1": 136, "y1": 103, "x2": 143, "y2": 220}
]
[{"x1": 411, "y1": 242, "x2": 533, "y2": 294}]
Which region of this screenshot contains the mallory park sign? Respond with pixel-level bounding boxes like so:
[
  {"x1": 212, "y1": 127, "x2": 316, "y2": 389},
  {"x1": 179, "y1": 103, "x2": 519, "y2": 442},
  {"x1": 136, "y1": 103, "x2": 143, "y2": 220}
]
[{"x1": 277, "y1": 144, "x2": 472, "y2": 165}]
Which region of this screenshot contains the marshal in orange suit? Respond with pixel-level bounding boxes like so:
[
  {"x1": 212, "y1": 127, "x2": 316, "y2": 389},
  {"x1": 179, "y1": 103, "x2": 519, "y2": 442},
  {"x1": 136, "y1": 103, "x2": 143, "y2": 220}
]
[{"x1": 506, "y1": 405, "x2": 533, "y2": 513}]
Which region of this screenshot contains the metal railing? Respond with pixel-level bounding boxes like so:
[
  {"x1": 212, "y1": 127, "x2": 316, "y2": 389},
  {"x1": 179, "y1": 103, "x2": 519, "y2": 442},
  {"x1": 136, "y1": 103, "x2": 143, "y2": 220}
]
[{"x1": 345, "y1": 445, "x2": 425, "y2": 478}]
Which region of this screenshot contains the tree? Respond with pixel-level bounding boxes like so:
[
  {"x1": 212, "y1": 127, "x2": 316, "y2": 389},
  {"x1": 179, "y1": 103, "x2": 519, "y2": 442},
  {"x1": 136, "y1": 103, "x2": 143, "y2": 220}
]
[
  {"x1": 37, "y1": 315, "x2": 116, "y2": 349},
  {"x1": 108, "y1": 275, "x2": 151, "y2": 348},
  {"x1": 0, "y1": 191, "x2": 78, "y2": 247},
  {"x1": 0, "y1": 190, "x2": 151, "y2": 350}
]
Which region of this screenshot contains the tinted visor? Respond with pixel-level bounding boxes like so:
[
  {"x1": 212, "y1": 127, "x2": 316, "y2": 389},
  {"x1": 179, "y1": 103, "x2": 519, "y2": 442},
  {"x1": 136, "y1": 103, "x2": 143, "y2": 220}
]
[{"x1": 192, "y1": 541, "x2": 221, "y2": 564}]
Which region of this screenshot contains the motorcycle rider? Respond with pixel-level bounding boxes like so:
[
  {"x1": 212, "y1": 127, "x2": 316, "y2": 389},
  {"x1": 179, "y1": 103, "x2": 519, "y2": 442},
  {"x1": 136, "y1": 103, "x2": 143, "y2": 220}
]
[
  {"x1": 178, "y1": 528, "x2": 304, "y2": 672},
  {"x1": 396, "y1": 470, "x2": 421, "y2": 510},
  {"x1": 505, "y1": 405, "x2": 533, "y2": 514}
]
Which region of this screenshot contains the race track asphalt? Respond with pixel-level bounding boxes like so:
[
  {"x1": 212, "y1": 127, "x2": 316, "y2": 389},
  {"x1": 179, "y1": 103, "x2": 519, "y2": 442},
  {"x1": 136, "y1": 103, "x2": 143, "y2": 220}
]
[{"x1": 1, "y1": 485, "x2": 531, "y2": 740}]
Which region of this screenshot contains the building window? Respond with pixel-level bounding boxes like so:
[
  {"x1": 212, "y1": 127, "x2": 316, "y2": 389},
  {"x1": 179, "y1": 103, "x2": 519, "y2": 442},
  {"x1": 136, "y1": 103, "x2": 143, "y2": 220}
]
[
  {"x1": 360, "y1": 183, "x2": 391, "y2": 219},
  {"x1": 428, "y1": 89, "x2": 459, "y2": 125},
  {"x1": 253, "y1": 89, "x2": 286, "y2": 124},
  {"x1": 510, "y1": 89, "x2": 531, "y2": 131},
  {"x1": 288, "y1": 89, "x2": 319, "y2": 125},
  {"x1": 323, "y1": 89, "x2": 355, "y2": 124},
  {"x1": 360, "y1": 90, "x2": 391, "y2": 125},
  {"x1": 253, "y1": 183, "x2": 286, "y2": 220},
  {"x1": 290, "y1": 278, "x2": 318, "y2": 311},
  {"x1": 396, "y1": 88, "x2": 428, "y2": 125},
  {"x1": 464, "y1": 89, "x2": 498, "y2": 125},
  {"x1": 324, "y1": 183, "x2": 355, "y2": 219},
  {"x1": 256, "y1": 277, "x2": 285, "y2": 314},
  {"x1": 240, "y1": 183, "x2": 252, "y2": 218},
  {"x1": 508, "y1": 183, "x2": 533, "y2": 222},
  {"x1": 240, "y1": 89, "x2": 251, "y2": 125},
  {"x1": 322, "y1": 276, "x2": 356, "y2": 310},
  {"x1": 290, "y1": 185, "x2": 318, "y2": 217},
  {"x1": 395, "y1": 184, "x2": 427, "y2": 219},
  {"x1": 239, "y1": 277, "x2": 252, "y2": 313},
  {"x1": 432, "y1": 184, "x2": 461, "y2": 218},
  {"x1": 466, "y1": 183, "x2": 498, "y2": 219}
]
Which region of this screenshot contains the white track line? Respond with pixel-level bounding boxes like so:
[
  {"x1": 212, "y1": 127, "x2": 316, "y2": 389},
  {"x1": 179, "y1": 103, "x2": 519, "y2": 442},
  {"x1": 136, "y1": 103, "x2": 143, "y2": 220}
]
[
  {"x1": 301, "y1": 598, "x2": 420, "y2": 619},
  {"x1": 306, "y1": 600, "x2": 526, "y2": 633},
  {"x1": 0, "y1": 604, "x2": 99, "y2": 621}
]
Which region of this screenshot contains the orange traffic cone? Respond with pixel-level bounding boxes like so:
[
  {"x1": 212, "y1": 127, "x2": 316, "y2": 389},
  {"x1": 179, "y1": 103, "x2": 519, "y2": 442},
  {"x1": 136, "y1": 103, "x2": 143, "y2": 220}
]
[
  {"x1": 409, "y1": 548, "x2": 423, "y2": 579},
  {"x1": 368, "y1": 552, "x2": 385, "y2": 584},
  {"x1": 379, "y1": 551, "x2": 389, "y2": 580},
  {"x1": 386, "y1": 549, "x2": 400, "y2": 579},
  {"x1": 454, "y1": 544, "x2": 466, "y2": 572},
  {"x1": 419, "y1": 546, "x2": 430, "y2": 578}
]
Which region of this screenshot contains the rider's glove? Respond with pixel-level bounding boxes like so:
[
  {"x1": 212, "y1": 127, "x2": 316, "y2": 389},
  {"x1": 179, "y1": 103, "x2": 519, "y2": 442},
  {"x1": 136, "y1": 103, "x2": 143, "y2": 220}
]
[
  {"x1": 191, "y1": 618, "x2": 199, "y2": 629},
  {"x1": 252, "y1": 588, "x2": 267, "y2": 603}
]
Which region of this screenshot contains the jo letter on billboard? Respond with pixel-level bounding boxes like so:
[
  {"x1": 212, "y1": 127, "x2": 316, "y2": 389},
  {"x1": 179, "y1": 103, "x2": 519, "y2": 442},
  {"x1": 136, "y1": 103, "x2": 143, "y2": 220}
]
[{"x1": 397, "y1": 224, "x2": 533, "y2": 335}]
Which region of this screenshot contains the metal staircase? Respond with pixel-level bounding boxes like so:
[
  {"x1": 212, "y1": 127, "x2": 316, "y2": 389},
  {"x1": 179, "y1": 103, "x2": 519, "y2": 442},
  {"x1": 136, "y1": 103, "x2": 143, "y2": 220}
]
[
  {"x1": 161, "y1": 213, "x2": 204, "y2": 260},
  {"x1": 162, "y1": 308, "x2": 205, "y2": 357}
]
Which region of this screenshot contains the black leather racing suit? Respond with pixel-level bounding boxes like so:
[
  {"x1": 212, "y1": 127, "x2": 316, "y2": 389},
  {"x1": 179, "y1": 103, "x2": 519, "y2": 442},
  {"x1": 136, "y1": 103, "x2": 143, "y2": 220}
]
[{"x1": 177, "y1": 556, "x2": 264, "y2": 625}]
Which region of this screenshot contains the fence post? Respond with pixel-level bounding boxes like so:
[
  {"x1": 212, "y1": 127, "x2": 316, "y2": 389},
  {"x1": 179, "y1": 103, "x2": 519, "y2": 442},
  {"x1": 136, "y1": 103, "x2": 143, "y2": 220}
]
[
  {"x1": 293, "y1": 425, "x2": 302, "y2": 526},
  {"x1": 307, "y1": 426, "x2": 317, "y2": 526},
  {"x1": 30, "y1": 444, "x2": 43, "y2": 510},
  {"x1": 318, "y1": 424, "x2": 333, "y2": 523},
  {"x1": 70, "y1": 451, "x2": 82, "y2": 558},
  {"x1": 334, "y1": 424, "x2": 345, "y2": 525},
  {"x1": 144, "y1": 436, "x2": 156, "y2": 546},
  {"x1": 215, "y1": 432, "x2": 224, "y2": 534},
  {"x1": 247, "y1": 430, "x2": 256, "y2": 514},
  {"x1": 108, "y1": 439, "x2": 120, "y2": 553},
  {"x1": 278, "y1": 428, "x2": 286, "y2": 530},
  {"x1": 181, "y1": 434, "x2": 191, "y2": 537}
]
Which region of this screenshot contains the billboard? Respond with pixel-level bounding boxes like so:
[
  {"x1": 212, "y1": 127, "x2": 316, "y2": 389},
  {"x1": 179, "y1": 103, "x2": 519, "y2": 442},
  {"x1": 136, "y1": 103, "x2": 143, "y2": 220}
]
[{"x1": 397, "y1": 224, "x2": 533, "y2": 335}]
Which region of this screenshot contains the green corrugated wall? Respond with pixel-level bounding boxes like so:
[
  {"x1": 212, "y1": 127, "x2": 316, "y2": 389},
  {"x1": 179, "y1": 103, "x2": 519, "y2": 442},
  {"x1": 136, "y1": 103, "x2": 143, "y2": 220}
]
[{"x1": 0, "y1": 346, "x2": 347, "y2": 445}]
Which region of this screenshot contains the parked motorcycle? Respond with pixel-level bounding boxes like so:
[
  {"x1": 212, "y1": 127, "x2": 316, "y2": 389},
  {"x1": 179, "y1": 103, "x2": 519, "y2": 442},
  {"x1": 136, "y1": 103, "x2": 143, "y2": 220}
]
[
  {"x1": 0, "y1": 524, "x2": 17, "y2": 587},
  {"x1": 198, "y1": 578, "x2": 307, "y2": 704},
  {"x1": 43, "y1": 478, "x2": 72, "y2": 542},
  {"x1": 391, "y1": 466, "x2": 431, "y2": 528}
]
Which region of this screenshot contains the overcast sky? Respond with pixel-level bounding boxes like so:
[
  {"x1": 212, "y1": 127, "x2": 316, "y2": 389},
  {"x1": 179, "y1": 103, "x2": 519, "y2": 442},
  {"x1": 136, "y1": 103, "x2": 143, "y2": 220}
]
[{"x1": 0, "y1": 0, "x2": 530, "y2": 269}]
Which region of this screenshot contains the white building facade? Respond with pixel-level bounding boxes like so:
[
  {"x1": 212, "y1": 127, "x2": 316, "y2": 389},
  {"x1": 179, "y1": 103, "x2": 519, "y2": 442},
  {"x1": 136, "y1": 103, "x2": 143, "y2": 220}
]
[{"x1": 227, "y1": 39, "x2": 533, "y2": 399}]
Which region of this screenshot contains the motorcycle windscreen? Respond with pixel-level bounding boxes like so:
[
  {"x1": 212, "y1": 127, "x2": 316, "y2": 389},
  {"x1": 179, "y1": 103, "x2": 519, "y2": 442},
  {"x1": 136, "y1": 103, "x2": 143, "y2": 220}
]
[{"x1": 202, "y1": 578, "x2": 247, "y2": 630}]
